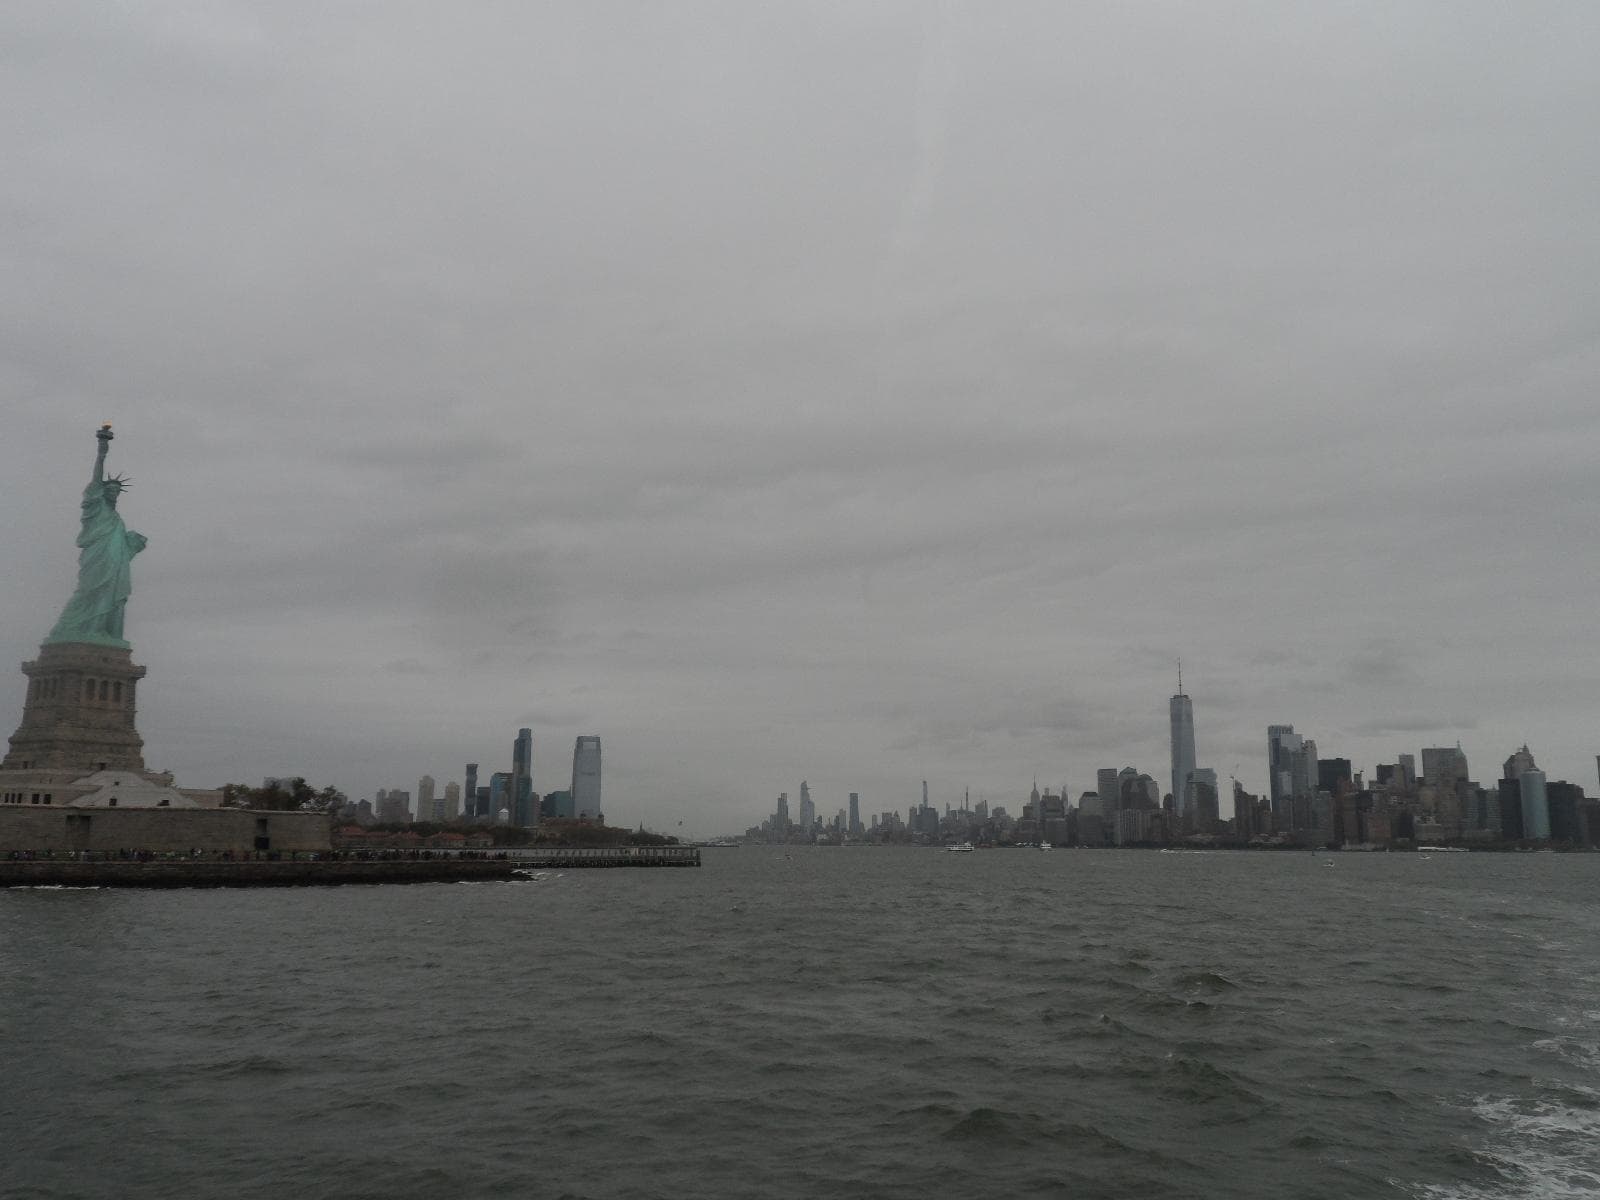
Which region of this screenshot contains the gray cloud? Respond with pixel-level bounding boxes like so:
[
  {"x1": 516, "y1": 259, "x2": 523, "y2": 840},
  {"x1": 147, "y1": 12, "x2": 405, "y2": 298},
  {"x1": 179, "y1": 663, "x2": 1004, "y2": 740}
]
[
  {"x1": 1347, "y1": 716, "x2": 1480, "y2": 739},
  {"x1": 1340, "y1": 640, "x2": 1422, "y2": 687},
  {"x1": 3, "y1": 2, "x2": 1598, "y2": 828}
]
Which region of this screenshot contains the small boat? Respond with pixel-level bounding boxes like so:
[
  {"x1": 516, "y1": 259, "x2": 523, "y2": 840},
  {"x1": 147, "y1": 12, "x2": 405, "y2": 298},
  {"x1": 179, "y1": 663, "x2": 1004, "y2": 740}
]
[
  {"x1": 1039, "y1": 841, "x2": 1053, "y2": 853},
  {"x1": 946, "y1": 841, "x2": 976, "y2": 853}
]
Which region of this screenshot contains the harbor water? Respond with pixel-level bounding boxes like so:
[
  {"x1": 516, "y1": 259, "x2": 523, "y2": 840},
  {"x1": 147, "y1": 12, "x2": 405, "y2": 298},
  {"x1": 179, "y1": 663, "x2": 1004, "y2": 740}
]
[{"x1": 3, "y1": 847, "x2": 1598, "y2": 1199}]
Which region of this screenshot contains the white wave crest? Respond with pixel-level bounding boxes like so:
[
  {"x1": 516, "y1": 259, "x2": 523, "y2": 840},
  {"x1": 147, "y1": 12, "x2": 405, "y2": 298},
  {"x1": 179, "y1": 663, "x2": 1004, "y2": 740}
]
[{"x1": 1417, "y1": 1092, "x2": 1600, "y2": 1200}]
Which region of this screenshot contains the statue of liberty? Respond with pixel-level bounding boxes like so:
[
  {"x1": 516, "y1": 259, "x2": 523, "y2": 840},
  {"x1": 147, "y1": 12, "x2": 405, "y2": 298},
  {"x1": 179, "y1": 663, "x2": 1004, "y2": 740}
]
[{"x1": 45, "y1": 425, "x2": 147, "y2": 649}]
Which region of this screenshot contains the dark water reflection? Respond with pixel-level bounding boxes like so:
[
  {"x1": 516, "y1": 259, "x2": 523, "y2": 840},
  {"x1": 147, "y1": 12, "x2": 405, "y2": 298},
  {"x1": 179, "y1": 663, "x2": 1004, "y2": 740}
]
[{"x1": 3, "y1": 848, "x2": 1597, "y2": 1199}]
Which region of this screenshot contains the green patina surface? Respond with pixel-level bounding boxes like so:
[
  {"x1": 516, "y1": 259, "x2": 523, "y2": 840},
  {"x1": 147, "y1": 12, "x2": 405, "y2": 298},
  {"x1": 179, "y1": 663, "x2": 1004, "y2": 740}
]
[{"x1": 45, "y1": 427, "x2": 147, "y2": 650}]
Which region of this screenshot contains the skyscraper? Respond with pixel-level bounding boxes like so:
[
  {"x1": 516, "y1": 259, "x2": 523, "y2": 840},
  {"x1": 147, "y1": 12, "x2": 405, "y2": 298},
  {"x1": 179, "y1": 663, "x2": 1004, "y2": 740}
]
[
  {"x1": 1545, "y1": 780, "x2": 1584, "y2": 843},
  {"x1": 1317, "y1": 759, "x2": 1353, "y2": 796},
  {"x1": 489, "y1": 772, "x2": 512, "y2": 822},
  {"x1": 1095, "y1": 768, "x2": 1119, "y2": 817},
  {"x1": 798, "y1": 781, "x2": 815, "y2": 834},
  {"x1": 1497, "y1": 778, "x2": 1524, "y2": 839},
  {"x1": 1519, "y1": 769, "x2": 1550, "y2": 840},
  {"x1": 464, "y1": 763, "x2": 479, "y2": 819},
  {"x1": 416, "y1": 774, "x2": 437, "y2": 822},
  {"x1": 571, "y1": 736, "x2": 601, "y2": 820},
  {"x1": 1119, "y1": 766, "x2": 1149, "y2": 808},
  {"x1": 442, "y1": 781, "x2": 461, "y2": 822},
  {"x1": 1421, "y1": 745, "x2": 1469, "y2": 831},
  {"x1": 1422, "y1": 746, "x2": 1468, "y2": 787},
  {"x1": 512, "y1": 728, "x2": 535, "y2": 827},
  {"x1": 1291, "y1": 739, "x2": 1318, "y2": 800},
  {"x1": 1186, "y1": 768, "x2": 1219, "y2": 832},
  {"x1": 1233, "y1": 780, "x2": 1258, "y2": 839},
  {"x1": 375, "y1": 788, "x2": 412, "y2": 824},
  {"x1": 1170, "y1": 682, "x2": 1196, "y2": 816},
  {"x1": 1267, "y1": 725, "x2": 1304, "y2": 816},
  {"x1": 848, "y1": 792, "x2": 860, "y2": 836},
  {"x1": 1503, "y1": 745, "x2": 1537, "y2": 781}
]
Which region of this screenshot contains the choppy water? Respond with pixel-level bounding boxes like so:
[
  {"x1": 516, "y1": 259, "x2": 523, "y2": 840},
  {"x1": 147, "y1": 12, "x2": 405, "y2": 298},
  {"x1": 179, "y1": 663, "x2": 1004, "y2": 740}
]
[{"x1": 3, "y1": 848, "x2": 1598, "y2": 1199}]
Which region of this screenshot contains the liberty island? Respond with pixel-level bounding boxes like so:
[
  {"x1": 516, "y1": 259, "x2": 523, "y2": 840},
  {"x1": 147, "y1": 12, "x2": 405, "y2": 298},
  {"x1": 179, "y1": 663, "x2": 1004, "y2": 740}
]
[
  {"x1": 0, "y1": 426, "x2": 331, "y2": 861},
  {"x1": 0, "y1": 428, "x2": 689, "y2": 881}
]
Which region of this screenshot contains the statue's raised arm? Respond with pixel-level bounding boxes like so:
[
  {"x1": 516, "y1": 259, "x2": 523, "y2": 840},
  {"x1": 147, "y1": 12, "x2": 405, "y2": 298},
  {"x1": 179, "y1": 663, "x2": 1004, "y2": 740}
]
[
  {"x1": 90, "y1": 423, "x2": 111, "y2": 486},
  {"x1": 45, "y1": 425, "x2": 148, "y2": 649}
]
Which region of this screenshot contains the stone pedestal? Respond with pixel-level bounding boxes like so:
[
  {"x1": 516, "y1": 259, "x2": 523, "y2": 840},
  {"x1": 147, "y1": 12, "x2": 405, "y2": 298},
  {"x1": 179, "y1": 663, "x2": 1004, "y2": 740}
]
[{"x1": 2, "y1": 642, "x2": 147, "y2": 771}]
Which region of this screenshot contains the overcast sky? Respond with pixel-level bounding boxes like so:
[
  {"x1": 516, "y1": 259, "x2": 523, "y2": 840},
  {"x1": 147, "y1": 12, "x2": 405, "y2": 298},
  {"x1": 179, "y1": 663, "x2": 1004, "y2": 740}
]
[{"x1": 3, "y1": 2, "x2": 1596, "y2": 833}]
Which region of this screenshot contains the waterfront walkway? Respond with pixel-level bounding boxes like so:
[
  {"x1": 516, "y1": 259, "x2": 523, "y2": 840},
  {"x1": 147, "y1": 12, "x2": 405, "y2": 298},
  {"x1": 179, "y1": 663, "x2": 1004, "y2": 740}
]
[
  {"x1": 0, "y1": 845, "x2": 700, "y2": 887},
  {"x1": 501, "y1": 846, "x2": 700, "y2": 868}
]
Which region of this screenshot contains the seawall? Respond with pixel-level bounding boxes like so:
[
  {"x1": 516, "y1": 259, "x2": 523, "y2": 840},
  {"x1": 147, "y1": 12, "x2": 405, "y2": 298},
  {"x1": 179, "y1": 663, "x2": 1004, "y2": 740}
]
[{"x1": 0, "y1": 859, "x2": 519, "y2": 888}]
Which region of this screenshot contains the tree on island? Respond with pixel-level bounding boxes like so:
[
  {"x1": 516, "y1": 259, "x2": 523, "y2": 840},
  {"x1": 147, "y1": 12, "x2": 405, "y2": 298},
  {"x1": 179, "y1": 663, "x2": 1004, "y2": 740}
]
[
  {"x1": 221, "y1": 778, "x2": 347, "y2": 813},
  {"x1": 350, "y1": 820, "x2": 679, "y2": 847},
  {"x1": 520, "y1": 820, "x2": 678, "y2": 848}
]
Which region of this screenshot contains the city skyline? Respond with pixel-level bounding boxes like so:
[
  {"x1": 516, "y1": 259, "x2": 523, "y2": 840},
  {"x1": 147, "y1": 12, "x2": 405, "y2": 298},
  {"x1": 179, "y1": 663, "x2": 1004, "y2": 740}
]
[
  {"x1": 3, "y1": 5, "x2": 1597, "y2": 830},
  {"x1": 744, "y1": 713, "x2": 1595, "y2": 848},
  {"x1": 177, "y1": 693, "x2": 1596, "y2": 834}
]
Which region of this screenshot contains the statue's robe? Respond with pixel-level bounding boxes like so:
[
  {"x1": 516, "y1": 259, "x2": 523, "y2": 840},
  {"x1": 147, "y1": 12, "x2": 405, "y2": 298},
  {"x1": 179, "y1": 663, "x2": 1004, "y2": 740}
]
[{"x1": 46, "y1": 482, "x2": 147, "y2": 647}]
